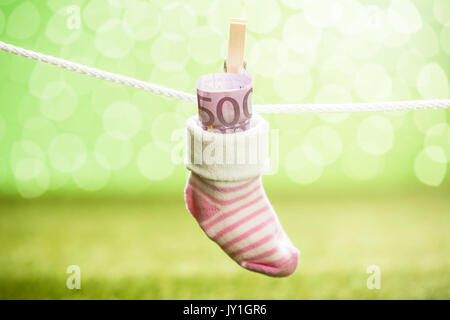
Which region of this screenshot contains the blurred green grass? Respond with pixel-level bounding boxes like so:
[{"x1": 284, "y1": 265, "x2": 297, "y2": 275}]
[{"x1": 0, "y1": 192, "x2": 449, "y2": 300}]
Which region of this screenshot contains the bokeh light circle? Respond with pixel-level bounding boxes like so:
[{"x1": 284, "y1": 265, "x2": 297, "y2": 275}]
[
  {"x1": 364, "y1": 5, "x2": 386, "y2": 41},
  {"x1": 29, "y1": 63, "x2": 63, "y2": 99},
  {"x1": 131, "y1": 91, "x2": 168, "y2": 130},
  {"x1": 342, "y1": 35, "x2": 381, "y2": 60},
  {"x1": 14, "y1": 92, "x2": 39, "y2": 126},
  {"x1": 60, "y1": 31, "x2": 99, "y2": 59},
  {"x1": 207, "y1": 0, "x2": 243, "y2": 36},
  {"x1": 14, "y1": 158, "x2": 44, "y2": 181},
  {"x1": 425, "y1": 123, "x2": 450, "y2": 162},
  {"x1": 395, "y1": 51, "x2": 426, "y2": 87},
  {"x1": 83, "y1": 0, "x2": 121, "y2": 32},
  {"x1": 285, "y1": 49, "x2": 316, "y2": 71},
  {"x1": 383, "y1": 26, "x2": 411, "y2": 48},
  {"x1": 281, "y1": 0, "x2": 306, "y2": 9},
  {"x1": 94, "y1": 133, "x2": 133, "y2": 170},
  {"x1": 283, "y1": 13, "x2": 322, "y2": 53},
  {"x1": 151, "y1": 112, "x2": 186, "y2": 148},
  {"x1": 409, "y1": 24, "x2": 438, "y2": 58},
  {"x1": 151, "y1": 33, "x2": 189, "y2": 72},
  {"x1": 416, "y1": 63, "x2": 449, "y2": 99},
  {"x1": 320, "y1": 55, "x2": 356, "y2": 89},
  {"x1": 424, "y1": 146, "x2": 447, "y2": 164},
  {"x1": 304, "y1": 126, "x2": 343, "y2": 166},
  {"x1": 123, "y1": 1, "x2": 161, "y2": 41},
  {"x1": 413, "y1": 109, "x2": 447, "y2": 134},
  {"x1": 440, "y1": 27, "x2": 450, "y2": 55},
  {"x1": 11, "y1": 140, "x2": 44, "y2": 165},
  {"x1": 303, "y1": 0, "x2": 343, "y2": 28},
  {"x1": 138, "y1": 142, "x2": 175, "y2": 181},
  {"x1": 335, "y1": 0, "x2": 366, "y2": 35},
  {"x1": 94, "y1": 18, "x2": 135, "y2": 59},
  {"x1": 161, "y1": 2, "x2": 198, "y2": 36},
  {"x1": 355, "y1": 64, "x2": 392, "y2": 102},
  {"x1": 22, "y1": 116, "x2": 58, "y2": 149},
  {"x1": 387, "y1": 0, "x2": 422, "y2": 34},
  {"x1": 49, "y1": 134, "x2": 87, "y2": 173},
  {"x1": 188, "y1": 26, "x2": 224, "y2": 65},
  {"x1": 132, "y1": 40, "x2": 154, "y2": 66},
  {"x1": 6, "y1": 2, "x2": 40, "y2": 40},
  {"x1": 14, "y1": 158, "x2": 50, "y2": 199},
  {"x1": 433, "y1": 0, "x2": 450, "y2": 26},
  {"x1": 384, "y1": 110, "x2": 408, "y2": 131},
  {"x1": 285, "y1": 146, "x2": 323, "y2": 185},
  {"x1": 102, "y1": 101, "x2": 142, "y2": 140},
  {"x1": 391, "y1": 77, "x2": 412, "y2": 101},
  {"x1": 72, "y1": 153, "x2": 110, "y2": 191},
  {"x1": 245, "y1": 0, "x2": 281, "y2": 34},
  {"x1": 40, "y1": 81, "x2": 78, "y2": 121},
  {"x1": 249, "y1": 38, "x2": 288, "y2": 78},
  {"x1": 274, "y1": 66, "x2": 312, "y2": 102},
  {"x1": 45, "y1": 8, "x2": 81, "y2": 45},
  {"x1": 91, "y1": 82, "x2": 130, "y2": 116},
  {"x1": 187, "y1": 0, "x2": 213, "y2": 16},
  {"x1": 357, "y1": 115, "x2": 394, "y2": 155},
  {"x1": 414, "y1": 147, "x2": 447, "y2": 186}
]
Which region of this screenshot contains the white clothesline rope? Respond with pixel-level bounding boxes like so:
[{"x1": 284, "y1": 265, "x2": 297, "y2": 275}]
[
  {"x1": 0, "y1": 40, "x2": 196, "y2": 102},
  {"x1": 1, "y1": 40, "x2": 449, "y2": 114}
]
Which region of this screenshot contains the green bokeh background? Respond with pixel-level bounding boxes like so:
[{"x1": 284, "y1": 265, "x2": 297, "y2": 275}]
[{"x1": 0, "y1": 0, "x2": 449, "y2": 299}]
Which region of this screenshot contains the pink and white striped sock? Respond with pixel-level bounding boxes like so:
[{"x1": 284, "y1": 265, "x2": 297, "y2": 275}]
[{"x1": 184, "y1": 115, "x2": 299, "y2": 277}]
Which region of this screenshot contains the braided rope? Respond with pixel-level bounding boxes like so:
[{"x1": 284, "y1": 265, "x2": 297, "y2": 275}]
[
  {"x1": 0, "y1": 40, "x2": 196, "y2": 103},
  {"x1": 1, "y1": 40, "x2": 449, "y2": 113},
  {"x1": 253, "y1": 100, "x2": 450, "y2": 113}
]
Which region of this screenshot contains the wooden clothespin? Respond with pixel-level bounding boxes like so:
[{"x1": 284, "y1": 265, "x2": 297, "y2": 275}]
[{"x1": 226, "y1": 18, "x2": 247, "y2": 74}]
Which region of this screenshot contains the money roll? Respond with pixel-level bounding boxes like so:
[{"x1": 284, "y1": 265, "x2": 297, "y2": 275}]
[{"x1": 196, "y1": 72, "x2": 253, "y2": 134}]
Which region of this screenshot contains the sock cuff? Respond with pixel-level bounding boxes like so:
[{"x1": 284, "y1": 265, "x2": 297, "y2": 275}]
[{"x1": 185, "y1": 114, "x2": 270, "y2": 181}]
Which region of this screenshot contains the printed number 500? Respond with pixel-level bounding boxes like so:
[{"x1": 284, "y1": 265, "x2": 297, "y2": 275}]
[{"x1": 197, "y1": 88, "x2": 253, "y2": 127}]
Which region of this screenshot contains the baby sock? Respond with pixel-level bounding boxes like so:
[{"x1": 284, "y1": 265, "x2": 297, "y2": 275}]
[{"x1": 184, "y1": 114, "x2": 300, "y2": 277}]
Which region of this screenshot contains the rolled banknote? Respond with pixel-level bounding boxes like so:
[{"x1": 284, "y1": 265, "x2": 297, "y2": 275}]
[{"x1": 196, "y1": 71, "x2": 253, "y2": 134}]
